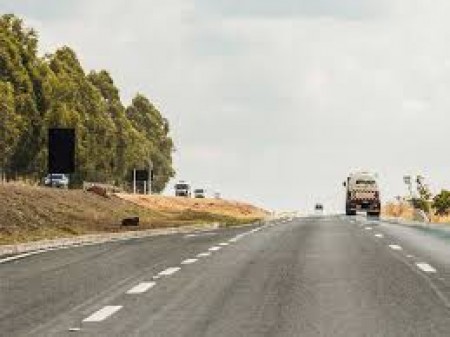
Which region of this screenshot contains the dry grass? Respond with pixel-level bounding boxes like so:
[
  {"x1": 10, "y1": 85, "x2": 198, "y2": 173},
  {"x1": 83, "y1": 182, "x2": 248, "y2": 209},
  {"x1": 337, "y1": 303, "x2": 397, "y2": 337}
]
[
  {"x1": 116, "y1": 194, "x2": 268, "y2": 221},
  {"x1": 382, "y1": 202, "x2": 415, "y2": 220},
  {"x1": 382, "y1": 202, "x2": 450, "y2": 224},
  {"x1": 0, "y1": 183, "x2": 268, "y2": 245}
]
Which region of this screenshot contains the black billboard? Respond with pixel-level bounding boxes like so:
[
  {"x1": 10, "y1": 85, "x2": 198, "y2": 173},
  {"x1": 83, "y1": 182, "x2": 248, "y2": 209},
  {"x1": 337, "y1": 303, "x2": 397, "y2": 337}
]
[
  {"x1": 135, "y1": 169, "x2": 149, "y2": 181},
  {"x1": 48, "y1": 128, "x2": 75, "y2": 174}
]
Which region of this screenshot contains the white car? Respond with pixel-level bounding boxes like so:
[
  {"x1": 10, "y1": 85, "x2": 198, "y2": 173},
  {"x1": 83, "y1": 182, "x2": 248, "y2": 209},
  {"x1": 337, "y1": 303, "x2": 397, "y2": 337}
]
[{"x1": 44, "y1": 174, "x2": 69, "y2": 189}]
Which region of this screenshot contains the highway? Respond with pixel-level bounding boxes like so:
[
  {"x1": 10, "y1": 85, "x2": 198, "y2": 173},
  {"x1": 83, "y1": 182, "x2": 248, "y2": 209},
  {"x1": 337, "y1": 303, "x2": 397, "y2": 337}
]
[{"x1": 2, "y1": 216, "x2": 450, "y2": 336}]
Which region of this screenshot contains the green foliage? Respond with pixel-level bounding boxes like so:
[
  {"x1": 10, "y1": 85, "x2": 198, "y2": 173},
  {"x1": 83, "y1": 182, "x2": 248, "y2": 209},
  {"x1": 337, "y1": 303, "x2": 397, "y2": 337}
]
[
  {"x1": 432, "y1": 190, "x2": 450, "y2": 216},
  {"x1": 407, "y1": 175, "x2": 432, "y2": 214},
  {"x1": 411, "y1": 197, "x2": 430, "y2": 213},
  {"x1": 0, "y1": 14, "x2": 175, "y2": 190},
  {"x1": 126, "y1": 94, "x2": 175, "y2": 192},
  {"x1": 0, "y1": 80, "x2": 23, "y2": 172},
  {"x1": 416, "y1": 176, "x2": 432, "y2": 201}
]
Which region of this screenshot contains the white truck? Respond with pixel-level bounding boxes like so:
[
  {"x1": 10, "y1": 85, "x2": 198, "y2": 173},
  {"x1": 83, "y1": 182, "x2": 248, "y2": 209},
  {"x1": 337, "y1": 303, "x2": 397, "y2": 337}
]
[
  {"x1": 344, "y1": 172, "x2": 381, "y2": 217},
  {"x1": 175, "y1": 181, "x2": 191, "y2": 197},
  {"x1": 193, "y1": 188, "x2": 206, "y2": 198}
]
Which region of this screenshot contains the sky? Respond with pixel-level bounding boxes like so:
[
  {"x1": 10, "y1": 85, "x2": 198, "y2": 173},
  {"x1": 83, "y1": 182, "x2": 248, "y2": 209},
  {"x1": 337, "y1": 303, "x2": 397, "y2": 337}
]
[{"x1": 2, "y1": 0, "x2": 450, "y2": 211}]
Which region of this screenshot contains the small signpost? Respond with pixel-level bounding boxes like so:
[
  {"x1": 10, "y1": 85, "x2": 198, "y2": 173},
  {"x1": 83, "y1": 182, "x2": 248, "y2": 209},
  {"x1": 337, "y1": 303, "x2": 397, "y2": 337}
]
[{"x1": 132, "y1": 166, "x2": 153, "y2": 195}]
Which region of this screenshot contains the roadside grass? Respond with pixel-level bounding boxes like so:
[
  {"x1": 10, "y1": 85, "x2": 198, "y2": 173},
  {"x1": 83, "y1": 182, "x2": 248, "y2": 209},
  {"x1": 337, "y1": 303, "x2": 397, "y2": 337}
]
[{"x1": 173, "y1": 209, "x2": 262, "y2": 227}]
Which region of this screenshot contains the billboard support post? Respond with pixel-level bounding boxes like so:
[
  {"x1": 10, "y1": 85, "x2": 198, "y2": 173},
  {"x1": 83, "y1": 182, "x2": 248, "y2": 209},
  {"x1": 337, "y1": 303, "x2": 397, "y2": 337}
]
[
  {"x1": 133, "y1": 169, "x2": 137, "y2": 194},
  {"x1": 148, "y1": 159, "x2": 153, "y2": 195}
]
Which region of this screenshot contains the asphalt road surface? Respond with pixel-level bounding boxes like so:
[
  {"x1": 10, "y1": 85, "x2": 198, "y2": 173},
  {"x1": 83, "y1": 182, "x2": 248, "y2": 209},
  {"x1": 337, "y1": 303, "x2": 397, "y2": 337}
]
[{"x1": 2, "y1": 216, "x2": 450, "y2": 337}]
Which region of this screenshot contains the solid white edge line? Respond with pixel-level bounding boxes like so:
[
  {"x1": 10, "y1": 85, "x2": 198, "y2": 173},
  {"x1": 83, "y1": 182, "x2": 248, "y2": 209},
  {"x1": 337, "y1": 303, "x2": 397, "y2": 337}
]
[
  {"x1": 416, "y1": 262, "x2": 437, "y2": 273},
  {"x1": 0, "y1": 253, "x2": 34, "y2": 264},
  {"x1": 181, "y1": 258, "x2": 198, "y2": 265},
  {"x1": 83, "y1": 306, "x2": 123, "y2": 322},
  {"x1": 126, "y1": 282, "x2": 156, "y2": 294},
  {"x1": 158, "y1": 267, "x2": 181, "y2": 276}
]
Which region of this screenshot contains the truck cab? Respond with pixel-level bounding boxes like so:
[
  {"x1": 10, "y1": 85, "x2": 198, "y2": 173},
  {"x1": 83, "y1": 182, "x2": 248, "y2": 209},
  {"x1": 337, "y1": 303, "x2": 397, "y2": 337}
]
[
  {"x1": 175, "y1": 181, "x2": 191, "y2": 197},
  {"x1": 344, "y1": 172, "x2": 380, "y2": 217}
]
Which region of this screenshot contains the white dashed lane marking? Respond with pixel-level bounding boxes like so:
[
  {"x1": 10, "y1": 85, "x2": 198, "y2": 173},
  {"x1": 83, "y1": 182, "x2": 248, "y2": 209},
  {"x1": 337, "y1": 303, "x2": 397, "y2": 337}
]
[
  {"x1": 181, "y1": 258, "x2": 198, "y2": 265},
  {"x1": 365, "y1": 227, "x2": 373, "y2": 231},
  {"x1": 233, "y1": 234, "x2": 247, "y2": 240},
  {"x1": 219, "y1": 242, "x2": 229, "y2": 246},
  {"x1": 374, "y1": 233, "x2": 384, "y2": 238},
  {"x1": 184, "y1": 232, "x2": 217, "y2": 238},
  {"x1": 158, "y1": 267, "x2": 181, "y2": 277},
  {"x1": 208, "y1": 246, "x2": 221, "y2": 252},
  {"x1": 389, "y1": 244, "x2": 403, "y2": 251},
  {"x1": 126, "y1": 282, "x2": 156, "y2": 294},
  {"x1": 416, "y1": 262, "x2": 437, "y2": 273},
  {"x1": 83, "y1": 306, "x2": 123, "y2": 322},
  {"x1": 197, "y1": 252, "x2": 211, "y2": 257}
]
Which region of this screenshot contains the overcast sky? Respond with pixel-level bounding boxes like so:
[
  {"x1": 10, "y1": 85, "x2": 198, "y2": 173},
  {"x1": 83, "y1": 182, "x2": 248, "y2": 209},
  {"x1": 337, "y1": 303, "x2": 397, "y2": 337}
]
[{"x1": 3, "y1": 0, "x2": 450, "y2": 211}]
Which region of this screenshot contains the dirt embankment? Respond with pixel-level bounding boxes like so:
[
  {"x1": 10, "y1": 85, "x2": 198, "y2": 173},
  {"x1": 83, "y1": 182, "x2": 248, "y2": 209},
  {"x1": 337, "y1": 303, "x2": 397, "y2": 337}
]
[{"x1": 0, "y1": 183, "x2": 268, "y2": 245}]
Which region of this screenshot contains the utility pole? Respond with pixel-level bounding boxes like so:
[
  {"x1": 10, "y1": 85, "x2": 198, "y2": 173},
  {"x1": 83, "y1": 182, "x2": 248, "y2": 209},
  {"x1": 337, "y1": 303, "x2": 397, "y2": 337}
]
[{"x1": 403, "y1": 175, "x2": 413, "y2": 200}]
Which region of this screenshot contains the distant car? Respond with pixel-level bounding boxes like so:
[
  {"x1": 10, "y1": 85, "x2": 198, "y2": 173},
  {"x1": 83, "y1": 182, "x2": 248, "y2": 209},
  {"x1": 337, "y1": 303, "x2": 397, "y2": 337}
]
[
  {"x1": 193, "y1": 189, "x2": 206, "y2": 198},
  {"x1": 315, "y1": 203, "x2": 324, "y2": 211},
  {"x1": 44, "y1": 174, "x2": 69, "y2": 189}
]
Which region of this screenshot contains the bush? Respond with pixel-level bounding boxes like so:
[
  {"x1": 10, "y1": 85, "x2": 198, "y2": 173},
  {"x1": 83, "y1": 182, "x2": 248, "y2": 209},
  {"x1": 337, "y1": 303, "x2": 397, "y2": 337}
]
[
  {"x1": 432, "y1": 190, "x2": 450, "y2": 216},
  {"x1": 411, "y1": 197, "x2": 430, "y2": 213}
]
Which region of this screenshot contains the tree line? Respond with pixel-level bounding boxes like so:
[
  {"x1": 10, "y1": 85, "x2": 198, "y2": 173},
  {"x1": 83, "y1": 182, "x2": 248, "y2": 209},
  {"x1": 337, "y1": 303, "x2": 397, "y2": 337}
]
[{"x1": 0, "y1": 14, "x2": 175, "y2": 192}]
